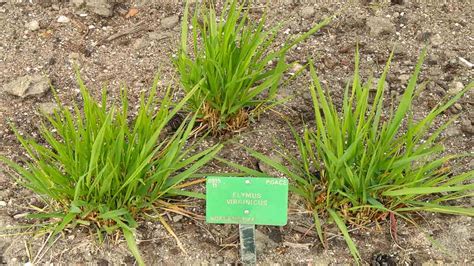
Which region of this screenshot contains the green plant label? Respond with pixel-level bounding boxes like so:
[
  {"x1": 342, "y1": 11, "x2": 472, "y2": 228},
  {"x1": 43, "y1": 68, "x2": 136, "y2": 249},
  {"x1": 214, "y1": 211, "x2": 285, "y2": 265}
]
[{"x1": 206, "y1": 176, "x2": 288, "y2": 226}]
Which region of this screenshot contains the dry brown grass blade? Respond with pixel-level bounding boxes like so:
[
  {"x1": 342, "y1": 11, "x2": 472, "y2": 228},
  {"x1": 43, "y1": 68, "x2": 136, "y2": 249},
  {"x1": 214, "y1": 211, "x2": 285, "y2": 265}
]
[
  {"x1": 156, "y1": 200, "x2": 204, "y2": 220},
  {"x1": 174, "y1": 178, "x2": 206, "y2": 189},
  {"x1": 156, "y1": 214, "x2": 187, "y2": 254}
]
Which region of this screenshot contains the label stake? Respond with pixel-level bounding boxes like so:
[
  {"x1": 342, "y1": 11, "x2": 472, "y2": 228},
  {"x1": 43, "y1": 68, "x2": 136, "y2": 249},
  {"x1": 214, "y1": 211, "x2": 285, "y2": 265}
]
[
  {"x1": 206, "y1": 176, "x2": 288, "y2": 265},
  {"x1": 239, "y1": 224, "x2": 256, "y2": 265}
]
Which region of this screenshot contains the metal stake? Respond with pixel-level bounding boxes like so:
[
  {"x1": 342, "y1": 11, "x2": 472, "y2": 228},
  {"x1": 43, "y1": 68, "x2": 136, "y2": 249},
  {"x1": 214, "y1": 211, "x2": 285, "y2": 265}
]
[{"x1": 239, "y1": 224, "x2": 256, "y2": 265}]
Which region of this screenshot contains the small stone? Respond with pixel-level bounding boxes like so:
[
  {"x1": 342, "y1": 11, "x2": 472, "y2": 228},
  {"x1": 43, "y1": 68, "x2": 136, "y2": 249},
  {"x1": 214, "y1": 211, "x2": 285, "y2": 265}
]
[
  {"x1": 301, "y1": 6, "x2": 315, "y2": 19},
  {"x1": 453, "y1": 103, "x2": 462, "y2": 111},
  {"x1": 69, "y1": 52, "x2": 80, "y2": 60},
  {"x1": 161, "y1": 15, "x2": 179, "y2": 29},
  {"x1": 38, "y1": 102, "x2": 59, "y2": 115},
  {"x1": 2, "y1": 74, "x2": 50, "y2": 98},
  {"x1": 148, "y1": 32, "x2": 170, "y2": 41},
  {"x1": 173, "y1": 215, "x2": 183, "y2": 223},
  {"x1": 460, "y1": 119, "x2": 473, "y2": 135},
  {"x1": 73, "y1": 0, "x2": 112, "y2": 17},
  {"x1": 289, "y1": 62, "x2": 304, "y2": 75},
  {"x1": 447, "y1": 81, "x2": 464, "y2": 96},
  {"x1": 13, "y1": 213, "x2": 29, "y2": 219},
  {"x1": 57, "y1": 15, "x2": 70, "y2": 23},
  {"x1": 366, "y1": 17, "x2": 395, "y2": 36},
  {"x1": 458, "y1": 57, "x2": 473, "y2": 69},
  {"x1": 398, "y1": 74, "x2": 411, "y2": 84},
  {"x1": 25, "y1": 20, "x2": 40, "y2": 31},
  {"x1": 133, "y1": 38, "x2": 149, "y2": 50},
  {"x1": 430, "y1": 33, "x2": 443, "y2": 46},
  {"x1": 52, "y1": 4, "x2": 60, "y2": 11},
  {"x1": 444, "y1": 126, "x2": 461, "y2": 137},
  {"x1": 0, "y1": 201, "x2": 6, "y2": 207}
]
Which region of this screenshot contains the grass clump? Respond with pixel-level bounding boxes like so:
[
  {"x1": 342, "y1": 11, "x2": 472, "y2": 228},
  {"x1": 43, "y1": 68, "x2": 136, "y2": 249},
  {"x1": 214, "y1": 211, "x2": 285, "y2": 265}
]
[
  {"x1": 239, "y1": 48, "x2": 473, "y2": 262},
  {"x1": 1, "y1": 75, "x2": 222, "y2": 265},
  {"x1": 175, "y1": 0, "x2": 330, "y2": 135}
]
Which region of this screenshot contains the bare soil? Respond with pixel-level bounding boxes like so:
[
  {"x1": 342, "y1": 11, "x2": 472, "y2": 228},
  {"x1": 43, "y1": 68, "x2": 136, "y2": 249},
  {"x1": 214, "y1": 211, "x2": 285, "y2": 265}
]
[{"x1": 0, "y1": 0, "x2": 473, "y2": 265}]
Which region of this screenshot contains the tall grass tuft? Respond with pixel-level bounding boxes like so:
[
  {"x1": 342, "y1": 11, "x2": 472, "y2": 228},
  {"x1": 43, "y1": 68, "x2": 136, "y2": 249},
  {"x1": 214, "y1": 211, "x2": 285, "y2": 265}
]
[
  {"x1": 237, "y1": 48, "x2": 473, "y2": 262},
  {"x1": 175, "y1": 0, "x2": 331, "y2": 135},
  {"x1": 1, "y1": 74, "x2": 222, "y2": 265}
]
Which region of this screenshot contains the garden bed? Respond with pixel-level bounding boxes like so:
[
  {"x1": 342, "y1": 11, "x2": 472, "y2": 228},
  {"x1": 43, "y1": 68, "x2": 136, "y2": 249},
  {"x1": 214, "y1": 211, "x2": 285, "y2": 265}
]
[{"x1": 0, "y1": 0, "x2": 472, "y2": 264}]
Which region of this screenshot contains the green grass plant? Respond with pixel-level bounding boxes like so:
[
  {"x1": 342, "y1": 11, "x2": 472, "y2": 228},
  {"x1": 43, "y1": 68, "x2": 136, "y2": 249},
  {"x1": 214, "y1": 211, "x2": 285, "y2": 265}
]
[
  {"x1": 1, "y1": 74, "x2": 222, "y2": 265},
  {"x1": 175, "y1": 0, "x2": 330, "y2": 134},
  {"x1": 236, "y1": 48, "x2": 473, "y2": 262}
]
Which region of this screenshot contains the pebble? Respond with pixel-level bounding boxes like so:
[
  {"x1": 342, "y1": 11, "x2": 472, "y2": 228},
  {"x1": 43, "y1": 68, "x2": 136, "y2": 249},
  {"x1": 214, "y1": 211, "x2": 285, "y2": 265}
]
[
  {"x1": 447, "y1": 81, "x2": 464, "y2": 96},
  {"x1": 2, "y1": 74, "x2": 50, "y2": 98},
  {"x1": 148, "y1": 32, "x2": 170, "y2": 41},
  {"x1": 430, "y1": 33, "x2": 443, "y2": 46},
  {"x1": 57, "y1": 15, "x2": 70, "y2": 23},
  {"x1": 461, "y1": 119, "x2": 473, "y2": 135},
  {"x1": 0, "y1": 201, "x2": 6, "y2": 207},
  {"x1": 453, "y1": 103, "x2": 462, "y2": 111},
  {"x1": 25, "y1": 20, "x2": 40, "y2": 31},
  {"x1": 366, "y1": 17, "x2": 395, "y2": 36},
  {"x1": 161, "y1": 15, "x2": 179, "y2": 29},
  {"x1": 38, "y1": 102, "x2": 59, "y2": 115},
  {"x1": 133, "y1": 38, "x2": 149, "y2": 50},
  {"x1": 458, "y1": 57, "x2": 473, "y2": 69},
  {"x1": 398, "y1": 74, "x2": 411, "y2": 84},
  {"x1": 72, "y1": 0, "x2": 113, "y2": 17},
  {"x1": 445, "y1": 126, "x2": 461, "y2": 137},
  {"x1": 288, "y1": 62, "x2": 304, "y2": 75},
  {"x1": 173, "y1": 215, "x2": 183, "y2": 223},
  {"x1": 300, "y1": 6, "x2": 315, "y2": 19},
  {"x1": 13, "y1": 213, "x2": 28, "y2": 219}
]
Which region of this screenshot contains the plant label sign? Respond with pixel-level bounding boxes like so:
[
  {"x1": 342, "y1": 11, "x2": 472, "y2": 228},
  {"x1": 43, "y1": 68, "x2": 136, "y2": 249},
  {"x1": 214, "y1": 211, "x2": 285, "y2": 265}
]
[{"x1": 206, "y1": 176, "x2": 288, "y2": 226}]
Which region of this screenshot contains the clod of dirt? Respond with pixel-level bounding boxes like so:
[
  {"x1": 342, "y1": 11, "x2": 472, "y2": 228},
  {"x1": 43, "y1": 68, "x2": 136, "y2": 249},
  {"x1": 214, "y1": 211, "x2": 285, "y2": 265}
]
[
  {"x1": 447, "y1": 81, "x2": 464, "y2": 96},
  {"x1": 300, "y1": 6, "x2": 315, "y2": 19},
  {"x1": 2, "y1": 74, "x2": 50, "y2": 98},
  {"x1": 57, "y1": 15, "x2": 70, "y2": 23},
  {"x1": 430, "y1": 33, "x2": 444, "y2": 46},
  {"x1": 161, "y1": 15, "x2": 179, "y2": 30},
  {"x1": 72, "y1": 0, "x2": 114, "y2": 17},
  {"x1": 366, "y1": 17, "x2": 395, "y2": 36},
  {"x1": 460, "y1": 119, "x2": 473, "y2": 135},
  {"x1": 38, "y1": 102, "x2": 59, "y2": 115},
  {"x1": 25, "y1": 20, "x2": 39, "y2": 31}
]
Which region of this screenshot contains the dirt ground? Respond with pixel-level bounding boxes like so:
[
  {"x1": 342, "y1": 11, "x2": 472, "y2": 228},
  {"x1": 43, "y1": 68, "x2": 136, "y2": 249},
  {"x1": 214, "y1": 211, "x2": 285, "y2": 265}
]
[{"x1": 0, "y1": 0, "x2": 473, "y2": 265}]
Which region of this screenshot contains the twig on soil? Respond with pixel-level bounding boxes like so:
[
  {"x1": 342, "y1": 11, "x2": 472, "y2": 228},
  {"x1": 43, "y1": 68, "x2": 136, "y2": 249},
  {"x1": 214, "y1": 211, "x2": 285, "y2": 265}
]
[
  {"x1": 34, "y1": 233, "x2": 61, "y2": 264},
  {"x1": 24, "y1": 241, "x2": 32, "y2": 262},
  {"x1": 194, "y1": 221, "x2": 219, "y2": 244},
  {"x1": 103, "y1": 21, "x2": 148, "y2": 43},
  {"x1": 291, "y1": 224, "x2": 317, "y2": 237},
  {"x1": 283, "y1": 241, "x2": 312, "y2": 250},
  {"x1": 32, "y1": 232, "x2": 52, "y2": 263}
]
